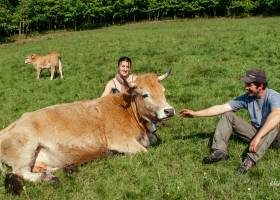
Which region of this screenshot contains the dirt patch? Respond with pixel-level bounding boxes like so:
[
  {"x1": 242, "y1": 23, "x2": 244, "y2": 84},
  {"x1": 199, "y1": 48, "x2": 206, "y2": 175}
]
[{"x1": 1, "y1": 31, "x2": 72, "y2": 46}]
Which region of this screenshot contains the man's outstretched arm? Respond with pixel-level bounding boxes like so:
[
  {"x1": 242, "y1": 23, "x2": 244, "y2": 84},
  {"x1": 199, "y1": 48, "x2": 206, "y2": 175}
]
[{"x1": 179, "y1": 103, "x2": 233, "y2": 118}]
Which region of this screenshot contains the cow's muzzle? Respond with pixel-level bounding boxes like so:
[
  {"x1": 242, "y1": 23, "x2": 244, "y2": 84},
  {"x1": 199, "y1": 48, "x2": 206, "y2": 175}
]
[
  {"x1": 163, "y1": 108, "x2": 175, "y2": 118},
  {"x1": 157, "y1": 107, "x2": 175, "y2": 120}
]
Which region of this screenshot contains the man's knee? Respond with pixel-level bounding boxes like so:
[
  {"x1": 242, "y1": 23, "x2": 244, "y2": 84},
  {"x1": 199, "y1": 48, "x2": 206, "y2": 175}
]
[
  {"x1": 220, "y1": 111, "x2": 235, "y2": 120},
  {"x1": 271, "y1": 131, "x2": 280, "y2": 149}
]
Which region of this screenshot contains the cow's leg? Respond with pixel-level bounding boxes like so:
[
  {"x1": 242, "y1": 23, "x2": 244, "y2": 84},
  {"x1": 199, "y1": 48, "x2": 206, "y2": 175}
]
[
  {"x1": 14, "y1": 162, "x2": 60, "y2": 183},
  {"x1": 58, "y1": 60, "x2": 63, "y2": 79},
  {"x1": 1, "y1": 138, "x2": 59, "y2": 183},
  {"x1": 50, "y1": 66, "x2": 55, "y2": 80},
  {"x1": 110, "y1": 139, "x2": 148, "y2": 154},
  {"x1": 14, "y1": 168, "x2": 52, "y2": 182},
  {"x1": 5, "y1": 169, "x2": 59, "y2": 195},
  {"x1": 13, "y1": 161, "x2": 58, "y2": 183},
  {"x1": 36, "y1": 68, "x2": 41, "y2": 79}
]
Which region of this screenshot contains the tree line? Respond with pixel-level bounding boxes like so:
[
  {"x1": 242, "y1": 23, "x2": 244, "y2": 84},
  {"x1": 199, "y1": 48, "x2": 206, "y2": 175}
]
[{"x1": 1, "y1": 0, "x2": 280, "y2": 42}]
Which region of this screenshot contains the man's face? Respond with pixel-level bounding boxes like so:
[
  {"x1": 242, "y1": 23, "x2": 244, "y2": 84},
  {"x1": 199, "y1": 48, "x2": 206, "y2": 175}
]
[{"x1": 245, "y1": 82, "x2": 261, "y2": 96}]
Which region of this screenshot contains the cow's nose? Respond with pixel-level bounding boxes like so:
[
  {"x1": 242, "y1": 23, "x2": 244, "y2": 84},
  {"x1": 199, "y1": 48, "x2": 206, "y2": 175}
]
[{"x1": 164, "y1": 108, "x2": 175, "y2": 117}]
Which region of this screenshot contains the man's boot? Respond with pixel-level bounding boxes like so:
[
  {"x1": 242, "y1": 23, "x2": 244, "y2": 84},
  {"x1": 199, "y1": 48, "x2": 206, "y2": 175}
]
[{"x1": 203, "y1": 149, "x2": 229, "y2": 164}]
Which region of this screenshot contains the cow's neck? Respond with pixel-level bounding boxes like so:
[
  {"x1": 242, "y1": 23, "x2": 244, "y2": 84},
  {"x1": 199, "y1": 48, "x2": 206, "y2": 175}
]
[
  {"x1": 130, "y1": 100, "x2": 150, "y2": 134},
  {"x1": 119, "y1": 93, "x2": 151, "y2": 134}
]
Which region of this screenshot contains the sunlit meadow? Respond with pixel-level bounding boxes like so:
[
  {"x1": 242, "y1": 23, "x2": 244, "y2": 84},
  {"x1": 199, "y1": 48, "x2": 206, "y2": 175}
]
[{"x1": 0, "y1": 17, "x2": 280, "y2": 199}]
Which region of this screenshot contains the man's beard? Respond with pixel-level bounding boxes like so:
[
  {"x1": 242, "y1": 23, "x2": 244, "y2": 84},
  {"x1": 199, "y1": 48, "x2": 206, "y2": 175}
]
[
  {"x1": 246, "y1": 89, "x2": 261, "y2": 97},
  {"x1": 246, "y1": 91, "x2": 256, "y2": 96}
]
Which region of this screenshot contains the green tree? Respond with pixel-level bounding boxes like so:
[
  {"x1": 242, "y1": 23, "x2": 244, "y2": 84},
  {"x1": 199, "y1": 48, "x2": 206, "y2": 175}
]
[
  {"x1": 0, "y1": 4, "x2": 15, "y2": 41},
  {"x1": 129, "y1": 0, "x2": 149, "y2": 21},
  {"x1": 258, "y1": 0, "x2": 280, "y2": 15},
  {"x1": 229, "y1": 0, "x2": 257, "y2": 16},
  {"x1": 13, "y1": 0, "x2": 30, "y2": 35}
]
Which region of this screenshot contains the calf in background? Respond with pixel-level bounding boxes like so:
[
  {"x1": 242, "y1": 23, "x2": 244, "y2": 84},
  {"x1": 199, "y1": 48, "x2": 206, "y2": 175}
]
[{"x1": 25, "y1": 51, "x2": 63, "y2": 80}]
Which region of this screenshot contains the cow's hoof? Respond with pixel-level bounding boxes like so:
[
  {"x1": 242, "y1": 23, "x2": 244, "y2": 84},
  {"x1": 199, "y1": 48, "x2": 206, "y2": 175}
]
[
  {"x1": 4, "y1": 173, "x2": 23, "y2": 195},
  {"x1": 63, "y1": 165, "x2": 79, "y2": 175},
  {"x1": 49, "y1": 176, "x2": 61, "y2": 185}
]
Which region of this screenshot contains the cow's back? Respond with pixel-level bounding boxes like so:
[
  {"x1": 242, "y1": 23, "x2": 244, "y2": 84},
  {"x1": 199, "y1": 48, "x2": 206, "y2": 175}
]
[
  {"x1": 1, "y1": 100, "x2": 109, "y2": 167},
  {"x1": 48, "y1": 52, "x2": 61, "y2": 66},
  {"x1": 34, "y1": 52, "x2": 60, "y2": 67}
]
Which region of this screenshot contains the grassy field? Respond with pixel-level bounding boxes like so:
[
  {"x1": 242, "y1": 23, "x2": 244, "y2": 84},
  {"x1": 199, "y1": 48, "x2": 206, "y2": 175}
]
[{"x1": 0, "y1": 17, "x2": 280, "y2": 199}]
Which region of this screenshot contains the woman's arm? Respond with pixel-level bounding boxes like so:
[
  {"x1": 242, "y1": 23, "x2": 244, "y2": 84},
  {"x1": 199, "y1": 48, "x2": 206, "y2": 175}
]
[{"x1": 101, "y1": 80, "x2": 114, "y2": 97}]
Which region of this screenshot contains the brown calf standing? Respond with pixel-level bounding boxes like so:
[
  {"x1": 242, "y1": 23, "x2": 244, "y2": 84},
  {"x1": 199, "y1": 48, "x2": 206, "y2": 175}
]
[{"x1": 25, "y1": 51, "x2": 63, "y2": 80}]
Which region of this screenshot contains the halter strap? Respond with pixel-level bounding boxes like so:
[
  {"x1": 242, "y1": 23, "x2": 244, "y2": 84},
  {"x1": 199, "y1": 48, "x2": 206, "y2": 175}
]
[{"x1": 130, "y1": 96, "x2": 148, "y2": 133}]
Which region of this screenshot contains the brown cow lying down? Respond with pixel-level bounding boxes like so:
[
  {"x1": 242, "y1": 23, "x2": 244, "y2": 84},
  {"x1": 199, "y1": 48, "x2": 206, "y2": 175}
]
[
  {"x1": 0, "y1": 71, "x2": 174, "y2": 194},
  {"x1": 25, "y1": 51, "x2": 63, "y2": 80}
]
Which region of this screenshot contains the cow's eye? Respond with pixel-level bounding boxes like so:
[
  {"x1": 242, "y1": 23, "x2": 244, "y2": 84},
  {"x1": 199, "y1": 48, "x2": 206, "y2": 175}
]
[{"x1": 142, "y1": 94, "x2": 149, "y2": 98}]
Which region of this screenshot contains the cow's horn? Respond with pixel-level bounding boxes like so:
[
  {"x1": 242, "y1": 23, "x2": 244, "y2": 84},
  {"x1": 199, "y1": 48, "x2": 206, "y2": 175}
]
[
  {"x1": 123, "y1": 79, "x2": 137, "y2": 94},
  {"x1": 158, "y1": 68, "x2": 172, "y2": 81},
  {"x1": 124, "y1": 79, "x2": 136, "y2": 89}
]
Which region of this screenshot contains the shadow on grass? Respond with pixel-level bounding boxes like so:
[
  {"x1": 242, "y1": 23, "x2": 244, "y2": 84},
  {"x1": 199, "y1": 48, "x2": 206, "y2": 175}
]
[
  {"x1": 173, "y1": 132, "x2": 250, "y2": 158},
  {"x1": 173, "y1": 132, "x2": 211, "y2": 141},
  {"x1": 38, "y1": 70, "x2": 62, "y2": 80}
]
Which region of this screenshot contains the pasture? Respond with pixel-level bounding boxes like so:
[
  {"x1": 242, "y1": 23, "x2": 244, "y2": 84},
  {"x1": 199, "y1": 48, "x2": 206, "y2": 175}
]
[{"x1": 0, "y1": 17, "x2": 280, "y2": 199}]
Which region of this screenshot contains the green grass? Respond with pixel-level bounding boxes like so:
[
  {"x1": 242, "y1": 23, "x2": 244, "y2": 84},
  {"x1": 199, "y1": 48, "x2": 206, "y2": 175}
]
[{"x1": 1, "y1": 17, "x2": 280, "y2": 199}]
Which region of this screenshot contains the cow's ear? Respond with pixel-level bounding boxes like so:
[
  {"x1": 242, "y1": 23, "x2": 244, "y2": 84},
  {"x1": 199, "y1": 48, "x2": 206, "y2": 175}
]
[
  {"x1": 122, "y1": 80, "x2": 138, "y2": 107},
  {"x1": 158, "y1": 68, "x2": 172, "y2": 81},
  {"x1": 31, "y1": 54, "x2": 36, "y2": 59},
  {"x1": 122, "y1": 87, "x2": 143, "y2": 108}
]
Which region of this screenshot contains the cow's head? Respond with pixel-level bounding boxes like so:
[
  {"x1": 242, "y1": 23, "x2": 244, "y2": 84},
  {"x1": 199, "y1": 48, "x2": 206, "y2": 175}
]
[
  {"x1": 124, "y1": 70, "x2": 175, "y2": 123},
  {"x1": 24, "y1": 54, "x2": 36, "y2": 64}
]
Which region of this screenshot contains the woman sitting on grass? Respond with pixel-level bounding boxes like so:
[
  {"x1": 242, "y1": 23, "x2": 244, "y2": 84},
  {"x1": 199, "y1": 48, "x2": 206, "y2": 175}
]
[
  {"x1": 101, "y1": 56, "x2": 135, "y2": 97},
  {"x1": 101, "y1": 56, "x2": 158, "y2": 145}
]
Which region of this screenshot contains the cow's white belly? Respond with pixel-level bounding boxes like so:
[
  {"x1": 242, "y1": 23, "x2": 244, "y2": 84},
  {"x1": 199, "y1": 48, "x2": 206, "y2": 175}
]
[{"x1": 41, "y1": 64, "x2": 51, "y2": 69}]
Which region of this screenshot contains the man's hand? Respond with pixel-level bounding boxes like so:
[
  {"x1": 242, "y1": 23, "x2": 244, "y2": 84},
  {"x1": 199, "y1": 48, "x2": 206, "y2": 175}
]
[
  {"x1": 179, "y1": 109, "x2": 196, "y2": 118},
  {"x1": 249, "y1": 109, "x2": 280, "y2": 153},
  {"x1": 249, "y1": 136, "x2": 261, "y2": 153}
]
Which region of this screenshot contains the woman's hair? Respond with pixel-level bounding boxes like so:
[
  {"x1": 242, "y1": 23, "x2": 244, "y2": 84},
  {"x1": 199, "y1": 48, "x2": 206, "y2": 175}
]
[{"x1": 118, "y1": 56, "x2": 132, "y2": 67}]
